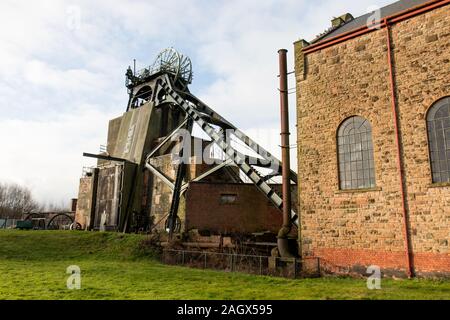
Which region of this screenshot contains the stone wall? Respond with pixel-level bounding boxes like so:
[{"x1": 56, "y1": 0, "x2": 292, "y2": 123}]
[
  {"x1": 148, "y1": 154, "x2": 241, "y2": 232},
  {"x1": 148, "y1": 154, "x2": 179, "y2": 231},
  {"x1": 295, "y1": 4, "x2": 450, "y2": 276},
  {"x1": 391, "y1": 7, "x2": 450, "y2": 259},
  {"x1": 75, "y1": 176, "x2": 94, "y2": 229},
  {"x1": 94, "y1": 164, "x2": 121, "y2": 230}
]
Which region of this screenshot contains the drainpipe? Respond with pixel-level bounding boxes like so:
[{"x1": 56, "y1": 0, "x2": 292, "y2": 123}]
[
  {"x1": 277, "y1": 49, "x2": 294, "y2": 258},
  {"x1": 385, "y1": 19, "x2": 413, "y2": 278}
]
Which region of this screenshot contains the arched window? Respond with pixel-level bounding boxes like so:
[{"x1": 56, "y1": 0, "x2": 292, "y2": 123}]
[
  {"x1": 427, "y1": 97, "x2": 450, "y2": 184},
  {"x1": 131, "y1": 86, "x2": 153, "y2": 109},
  {"x1": 337, "y1": 116, "x2": 376, "y2": 190}
]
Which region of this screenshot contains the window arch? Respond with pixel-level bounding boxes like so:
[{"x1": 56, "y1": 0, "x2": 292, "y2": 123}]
[
  {"x1": 337, "y1": 116, "x2": 376, "y2": 190},
  {"x1": 427, "y1": 97, "x2": 450, "y2": 184},
  {"x1": 131, "y1": 86, "x2": 153, "y2": 109}
]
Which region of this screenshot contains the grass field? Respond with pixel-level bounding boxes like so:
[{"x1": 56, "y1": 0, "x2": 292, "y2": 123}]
[{"x1": 0, "y1": 230, "x2": 449, "y2": 300}]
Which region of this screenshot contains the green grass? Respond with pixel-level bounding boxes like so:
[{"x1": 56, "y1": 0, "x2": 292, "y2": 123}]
[{"x1": 0, "y1": 230, "x2": 449, "y2": 300}]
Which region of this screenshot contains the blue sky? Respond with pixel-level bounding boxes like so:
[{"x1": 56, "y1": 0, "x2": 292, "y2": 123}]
[{"x1": 0, "y1": 0, "x2": 393, "y2": 206}]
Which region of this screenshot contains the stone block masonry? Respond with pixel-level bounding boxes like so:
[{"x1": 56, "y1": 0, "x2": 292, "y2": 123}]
[{"x1": 295, "y1": 3, "x2": 450, "y2": 277}]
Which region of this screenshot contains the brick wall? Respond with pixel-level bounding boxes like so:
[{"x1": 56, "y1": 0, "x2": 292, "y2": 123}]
[
  {"x1": 295, "y1": 4, "x2": 450, "y2": 276},
  {"x1": 185, "y1": 183, "x2": 297, "y2": 235}
]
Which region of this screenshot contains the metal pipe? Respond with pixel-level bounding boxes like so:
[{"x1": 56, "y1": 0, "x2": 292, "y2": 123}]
[
  {"x1": 278, "y1": 49, "x2": 292, "y2": 232},
  {"x1": 277, "y1": 49, "x2": 294, "y2": 258},
  {"x1": 145, "y1": 163, "x2": 175, "y2": 190},
  {"x1": 83, "y1": 152, "x2": 127, "y2": 163},
  {"x1": 385, "y1": 20, "x2": 413, "y2": 278}
]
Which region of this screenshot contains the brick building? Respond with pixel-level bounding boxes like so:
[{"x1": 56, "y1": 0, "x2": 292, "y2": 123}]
[
  {"x1": 185, "y1": 183, "x2": 297, "y2": 235},
  {"x1": 295, "y1": 0, "x2": 449, "y2": 277}
]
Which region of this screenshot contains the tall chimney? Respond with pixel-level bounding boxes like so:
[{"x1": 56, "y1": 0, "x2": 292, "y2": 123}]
[{"x1": 277, "y1": 49, "x2": 294, "y2": 257}]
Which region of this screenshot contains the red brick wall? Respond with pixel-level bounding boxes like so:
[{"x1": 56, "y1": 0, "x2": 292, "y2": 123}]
[
  {"x1": 185, "y1": 183, "x2": 297, "y2": 235},
  {"x1": 313, "y1": 248, "x2": 450, "y2": 277}
]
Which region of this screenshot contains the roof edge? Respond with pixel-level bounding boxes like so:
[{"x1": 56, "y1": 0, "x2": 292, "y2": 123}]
[{"x1": 302, "y1": 0, "x2": 449, "y2": 54}]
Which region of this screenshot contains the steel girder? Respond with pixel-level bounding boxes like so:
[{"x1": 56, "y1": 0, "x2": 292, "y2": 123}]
[{"x1": 157, "y1": 75, "x2": 298, "y2": 226}]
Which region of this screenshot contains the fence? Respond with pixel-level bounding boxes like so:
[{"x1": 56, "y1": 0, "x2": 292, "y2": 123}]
[
  {"x1": 162, "y1": 249, "x2": 320, "y2": 279},
  {"x1": 0, "y1": 218, "x2": 18, "y2": 229}
]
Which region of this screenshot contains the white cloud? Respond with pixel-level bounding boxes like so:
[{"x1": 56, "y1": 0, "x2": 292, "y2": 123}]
[
  {"x1": 0, "y1": 0, "x2": 395, "y2": 204},
  {"x1": 23, "y1": 60, "x2": 110, "y2": 94},
  {"x1": 0, "y1": 107, "x2": 115, "y2": 204}
]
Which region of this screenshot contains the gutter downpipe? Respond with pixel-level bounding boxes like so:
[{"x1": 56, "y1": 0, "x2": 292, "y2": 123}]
[{"x1": 385, "y1": 19, "x2": 413, "y2": 278}]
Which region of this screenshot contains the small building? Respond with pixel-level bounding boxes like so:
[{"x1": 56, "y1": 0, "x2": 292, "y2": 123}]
[{"x1": 295, "y1": 0, "x2": 449, "y2": 277}]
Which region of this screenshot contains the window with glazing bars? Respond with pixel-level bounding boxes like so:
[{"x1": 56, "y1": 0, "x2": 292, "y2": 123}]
[
  {"x1": 427, "y1": 97, "x2": 450, "y2": 184},
  {"x1": 337, "y1": 116, "x2": 376, "y2": 190}
]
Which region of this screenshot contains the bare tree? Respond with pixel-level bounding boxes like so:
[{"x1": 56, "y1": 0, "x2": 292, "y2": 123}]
[
  {"x1": 0, "y1": 182, "x2": 41, "y2": 219},
  {"x1": 43, "y1": 200, "x2": 71, "y2": 212}
]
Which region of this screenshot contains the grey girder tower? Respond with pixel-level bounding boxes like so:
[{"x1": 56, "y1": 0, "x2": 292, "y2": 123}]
[{"x1": 125, "y1": 49, "x2": 298, "y2": 237}]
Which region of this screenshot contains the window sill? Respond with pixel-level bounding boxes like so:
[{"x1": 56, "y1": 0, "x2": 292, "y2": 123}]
[
  {"x1": 335, "y1": 187, "x2": 382, "y2": 194},
  {"x1": 428, "y1": 182, "x2": 450, "y2": 188}
]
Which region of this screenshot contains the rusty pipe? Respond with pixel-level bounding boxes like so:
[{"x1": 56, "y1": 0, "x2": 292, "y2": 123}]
[
  {"x1": 278, "y1": 49, "x2": 292, "y2": 234},
  {"x1": 385, "y1": 20, "x2": 413, "y2": 278},
  {"x1": 277, "y1": 49, "x2": 294, "y2": 257}
]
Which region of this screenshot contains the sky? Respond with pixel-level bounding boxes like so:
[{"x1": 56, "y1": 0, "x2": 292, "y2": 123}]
[{"x1": 0, "y1": 0, "x2": 394, "y2": 206}]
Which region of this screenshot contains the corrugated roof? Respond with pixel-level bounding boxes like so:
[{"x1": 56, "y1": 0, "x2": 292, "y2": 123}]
[{"x1": 312, "y1": 0, "x2": 431, "y2": 43}]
